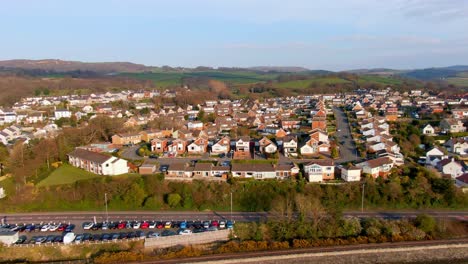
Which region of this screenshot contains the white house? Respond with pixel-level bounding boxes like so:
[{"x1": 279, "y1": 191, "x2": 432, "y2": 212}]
[
  {"x1": 282, "y1": 135, "x2": 298, "y2": 157},
  {"x1": 235, "y1": 137, "x2": 250, "y2": 152},
  {"x1": 68, "y1": 148, "x2": 128, "y2": 175},
  {"x1": 445, "y1": 138, "x2": 468, "y2": 155},
  {"x1": 54, "y1": 109, "x2": 72, "y2": 119},
  {"x1": 341, "y1": 166, "x2": 362, "y2": 182},
  {"x1": 425, "y1": 147, "x2": 446, "y2": 166},
  {"x1": 211, "y1": 137, "x2": 230, "y2": 155},
  {"x1": 422, "y1": 124, "x2": 435, "y2": 135},
  {"x1": 231, "y1": 164, "x2": 276, "y2": 179},
  {"x1": 187, "y1": 121, "x2": 204, "y2": 130},
  {"x1": 258, "y1": 137, "x2": 277, "y2": 154},
  {"x1": 437, "y1": 158, "x2": 464, "y2": 179},
  {"x1": 303, "y1": 159, "x2": 335, "y2": 182},
  {"x1": 356, "y1": 157, "x2": 393, "y2": 178}
]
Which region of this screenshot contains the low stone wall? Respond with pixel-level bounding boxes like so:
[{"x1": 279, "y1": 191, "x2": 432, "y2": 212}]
[{"x1": 144, "y1": 230, "x2": 230, "y2": 249}]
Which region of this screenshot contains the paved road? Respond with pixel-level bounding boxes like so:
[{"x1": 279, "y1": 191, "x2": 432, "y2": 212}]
[
  {"x1": 120, "y1": 145, "x2": 142, "y2": 160},
  {"x1": 333, "y1": 106, "x2": 360, "y2": 163},
  {"x1": 3, "y1": 210, "x2": 467, "y2": 224}
]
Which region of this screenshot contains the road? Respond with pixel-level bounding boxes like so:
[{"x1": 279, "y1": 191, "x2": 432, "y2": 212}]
[
  {"x1": 3, "y1": 210, "x2": 467, "y2": 224},
  {"x1": 333, "y1": 106, "x2": 360, "y2": 163}
]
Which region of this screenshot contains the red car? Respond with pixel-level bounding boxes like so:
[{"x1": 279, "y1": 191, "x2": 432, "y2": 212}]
[
  {"x1": 156, "y1": 222, "x2": 164, "y2": 229},
  {"x1": 57, "y1": 224, "x2": 68, "y2": 231},
  {"x1": 118, "y1": 222, "x2": 126, "y2": 229},
  {"x1": 140, "y1": 221, "x2": 149, "y2": 229},
  {"x1": 211, "y1": 220, "x2": 219, "y2": 227}
]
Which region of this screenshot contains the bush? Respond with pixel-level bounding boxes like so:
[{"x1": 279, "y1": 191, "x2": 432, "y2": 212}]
[{"x1": 414, "y1": 214, "x2": 436, "y2": 234}]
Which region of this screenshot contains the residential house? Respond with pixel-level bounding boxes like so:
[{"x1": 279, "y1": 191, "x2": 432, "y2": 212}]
[
  {"x1": 341, "y1": 166, "x2": 362, "y2": 182},
  {"x1": 111, "y1": 133, "x2": 142, "y2": 145},
  {"x1": 166, "y1": 163, "x2": 193, "y2": 178},
  {"x1": 275, "y1": 164, "x2": 299, "y2": 179},
  {"x1": 440, "y1": 119, "x2": 466, "y2": 133},
  {"x1": 437, "y1": 158, "x2": 464, "y2": 179},
  {"x1": 187, "y1": 137, "x2": 208, "y2": 155},
  {"x1": 139, "y1": 164, "x2": 157, "y2": 175},
  {"x1": 356, "y1": 157, "x2": 393, "y2": 178},
  {"x1": 150, "y1": 138, "x2": 168, "y2": 153},
  {"x1": 258, "y1": 137, "x2": 277, "y2": 154},
  {"x1": 282, "y1": 135, "x2": 298, "y2": 157},
  {"x1": 231, "y1": 164, "x2": 276, "y2": 179},
  {"x1": 455, "y1": 173, "x2": 468, "y2": 192},
  {"x1": 211, "y1": 136, "x2": 231, "y2": 155},
  {"x1": 68, "y1": 148, "x2": 128, "y2": 175},
  {"x1": 425, "y1": 147, "x2": 446, "y2": 166},
  {"x1": 422, "y1": 124, "x2": 435, "y2": 135},
  {"x1": 192, "y1": 163, "x2": 215, "y2": 177},
  {"x1": 140, "y1": 129, "x2": 164, "y2": 142},
  {"x1": 167, "y1": 139, "x2": 187, "y2": 155},
  {"x1": 303, "y1": 159, "x2": 335, "y2": 182},
  {"x1": 445, "y1": 137, "x2": 468, "y2": 155},
  {"x1": 54, "y1": 109, "x2": 72, "y2": 119}
]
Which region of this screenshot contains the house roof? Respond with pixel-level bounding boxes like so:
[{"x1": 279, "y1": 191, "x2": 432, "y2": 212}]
[
  {"x1": 193, "y1": 163, "x2": 213, "y2": 171},
  {"x1": 68, "y1": 148, "x2": 112, "y2": 164},
  {"x1": 365, "y1": 157, "x2": 393, "y2": 168},
  {"x1": 305, "y1": 159, "x2": 334, "y2": 167},
  {"x1": 231, "y1": 163, "x2": 275, "y2": 172},
  {"x1": 456, "y1": 173, "x2": 468, "y2": 184}
]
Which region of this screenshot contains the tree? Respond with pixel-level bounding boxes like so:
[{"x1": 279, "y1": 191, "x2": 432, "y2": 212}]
[
  {"x1": 330, "y1": 146, "x2": 339, "y2": 159},
  {"x1": 414, "y1": 214, "x2": 436, "y2": 235},
  {"x1": 167, "y1": 193, "x2": 182, "y2": 208}
]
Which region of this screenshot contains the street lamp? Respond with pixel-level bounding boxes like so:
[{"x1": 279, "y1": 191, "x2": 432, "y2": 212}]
[
  {"x1": 105, "y1": 193, "x2": 109, "y2": 223},
  {"x1": 361, "y1": 182, "x2": 365, "y2": 213}
]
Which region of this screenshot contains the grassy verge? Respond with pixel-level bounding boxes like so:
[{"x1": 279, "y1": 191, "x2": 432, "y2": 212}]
[{"x1": 37, "y1": 164, "x2": 100, "y2": 187}]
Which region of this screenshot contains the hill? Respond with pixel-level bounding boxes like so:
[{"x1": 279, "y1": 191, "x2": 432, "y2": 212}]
[
  {"x1": 0, "y1": 59, "x2": 150, "y2": 73},
  {"x1": 248, "y1": 66, "x2": 311, "y2": 72}
]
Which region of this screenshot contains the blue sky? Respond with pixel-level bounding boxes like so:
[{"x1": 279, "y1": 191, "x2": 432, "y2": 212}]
[{"x1": 1, "y1": 0, "x2": 468, "y2": 70}]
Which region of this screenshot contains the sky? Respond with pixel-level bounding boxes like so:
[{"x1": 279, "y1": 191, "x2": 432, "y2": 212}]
[{"x1": 1, "y1": 0, "x2": 468, "y2": 71}]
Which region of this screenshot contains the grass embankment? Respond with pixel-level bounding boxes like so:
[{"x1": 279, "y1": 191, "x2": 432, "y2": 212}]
[
  {"x1": 37, "y1": 164, "x2": 100, "y2": 187},
  {"x1": 0, "y1": 240, "x2": 143, "y2": 263}
]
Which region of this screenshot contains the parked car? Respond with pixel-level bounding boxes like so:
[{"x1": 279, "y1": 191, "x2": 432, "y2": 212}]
[
  {"x1": 156, "y1": 222, "x2": 164, "y2": 229},
  {"x1": 53, "y1": 235, "x2": 63, "y2": 243},
  {"x1": 35, "y1": 236, "x2": 47, "y2": 244},
  {"x1": 193, "y1": 228, "x2": 205, "y2": 233},
  {"x1": 136, "y1": 231, "x2": 146, "y2": 238},
  {"x1": 148, "y1": 221, "x2": 156, "y2": 229},
  {"x1": 132, "y1": 221, "x2": 141, "y2": 229},
  {"x1": 49, "y1": 223, "x2": 60, "y2": 232},
  {"x1": 178, "y1": 229, "x2": 193, "y2": 235},
  {"x1": 140, "y1": 221, "x2": 149, "y2": 229},
  {"x1": 109, "y1": 222, "x2": 118, "y2": 229},
  {"x1": 179, "y1": 221, "x2": 187, "y2": 229},
  {"x1": 57, "y1": 224, "x2": 68, "y2": 232},
  {"x1": 147, "y1": 231, "x2": 160, "y2": 238},
  {"x1": 25, "y1": 224, "x2": 36, "y2": 232},
  {"x1": 83, "y1": 222, "x2": 94, "y2": 230},
  {"x1": 15, "y1": 235, "x2": 27, "y2": 244},
  {"x1": 203, "y1": 221, "x2": 210, "y2": 229},
  {"x1": 211, "y1": 220, "x2": 219, "y2": 227},
  {"x1": 160, "y1": 165, "x2": 169, "y2": 172},
  {"x1": 149, "y1": 154, "x2": 158, "y2": 159},
  {"x1": 102, "y1": 222, "x2": 109, "y2": 230},
  {"x1": 160, "y1": 230, "x2": 176, "y2": 237},
  {"x1": 112, "y1": 233, "x2": 120, "y2": 240},
  {"x1": 219, "y1": 221, "x2": 226, "y2": 229},
  {"x1": 65, "y1": 224, "x2": 75, "y2": 233},
  {"x1": 46, "y1": 235, "x2": 55, "y2": 243},
  {"x1": 164, "y1": 221, "x2": 172, "y2": 229},
  {"x1": 207, "y1": 226, "x2": 218, "y2": 232},
  {"x1": 226, "y1": 221, "x2": 234, "y2": 229},
  {"x1": 74, "y1": 234, "x2": 84, "y2": 244},
  {"x1": 118, "y1": 221, "x2": 127, "y2": 229},
  {"x1": 91, "y1": 222, "x2": 103, "y2": 230}
]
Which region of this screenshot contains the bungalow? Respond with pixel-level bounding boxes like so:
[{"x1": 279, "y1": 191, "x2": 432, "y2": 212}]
[
  {"x1": 68, "y1": 148, "x2": 128, "y2": 175},
  {"x1": 425, "y1": 147, "x2": 446, "y2": 166},
  {"x1": 166, "y1": 163, "x2": 193, "y2": 178},
  {"x1": 275, "y1": 164, "x2": 299, "y2": 179},
  {"x1": 193, "y1": 163, "x2": 214, "y2": 177},
  {"x1": 303, "y1": 159, "x2": 335, "y2": 182},
  {"x1": 231, "y1": 163, "x2": 276, "y2": 179},
  {"x1": 356, "y1": 157, "x2": 393, "y2": 178}
]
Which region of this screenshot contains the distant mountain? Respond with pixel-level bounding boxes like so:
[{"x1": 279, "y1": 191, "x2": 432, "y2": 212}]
[
  {"x1": 398, "y1": 66, "x2": 468, "y2": 80},
  {"x1": 248, "y1": 66, "x2": 311, "y2": 73},
  {"x1": 345, "y1": 68, "x2": 403, "y2": 76},
  {"x1": 0, "y1": 59, "x2": 150, "y2": 73}
]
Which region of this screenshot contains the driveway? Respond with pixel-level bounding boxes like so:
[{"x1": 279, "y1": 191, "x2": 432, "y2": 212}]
[
  {"x1": 120, "y1": 145, "x2": 142, "y2": 160},
  {"x1": 333, "y1": 106, "x2": 360, "y2": 163}
]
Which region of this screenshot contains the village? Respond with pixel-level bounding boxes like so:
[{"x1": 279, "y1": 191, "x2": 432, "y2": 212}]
[{"x1": 0, "y1": 87, "x2": 467, "y2": 190}]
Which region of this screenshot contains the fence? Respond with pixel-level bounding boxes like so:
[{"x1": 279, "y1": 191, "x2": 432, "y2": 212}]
[
  {"x1": 144, "y1": 229, "x2": 231, "y2": 248},
  {"x1": 7, "y1": 237, "x2": 144, "y2": 248}
]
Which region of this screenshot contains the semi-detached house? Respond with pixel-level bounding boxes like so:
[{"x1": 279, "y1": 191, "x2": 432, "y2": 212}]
[{"x1": 68, "y1": 149, "x2": 128, "y2": 176}]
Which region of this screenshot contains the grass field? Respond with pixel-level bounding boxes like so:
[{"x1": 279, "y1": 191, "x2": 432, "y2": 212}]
[
  {"x1": 119, "y1": 70, "x2": 279, "y2": 87},
  {"x1": 37, "y1": 164, "x2": 100, "y2": 187},
  {"x1": 273, "y1": 76, "x2": 351, "y2": 89},
  {"x1": 447, "y1": 77, "x2": 468, "y2": 86},
  {"x1": 356, "y1": 75, "x2": 404, "y2": 86}
]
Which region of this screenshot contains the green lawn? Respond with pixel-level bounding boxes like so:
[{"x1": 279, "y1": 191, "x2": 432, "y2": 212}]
[{"x1": 37, "y1": 164, "x2": 100, "y2": 187}]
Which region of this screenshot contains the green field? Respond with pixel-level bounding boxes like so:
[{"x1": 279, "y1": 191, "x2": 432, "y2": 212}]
[
  {"x1": 119, "y1": 70, "x2": 279, "y2": 87},
  {"x1": 447, "y1": 77, "x2": 468, "y2": 86},
  {"x1": 356, "y1": 75, "x2": 404, "y2": 86},
  {"x1": 37, "y1": 164, "x2": 100, "y2": 187},
  {"x1": 273, "y1": 76, "x2": 351, "y2": 89}
]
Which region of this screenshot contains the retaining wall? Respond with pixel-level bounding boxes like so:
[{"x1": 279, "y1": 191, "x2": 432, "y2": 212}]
[{"x1": 144, "y1": 229, "x2": 231, "y2": 248}]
